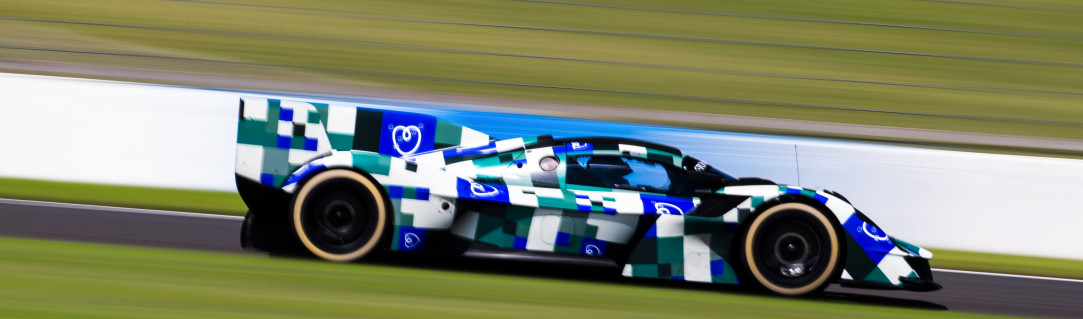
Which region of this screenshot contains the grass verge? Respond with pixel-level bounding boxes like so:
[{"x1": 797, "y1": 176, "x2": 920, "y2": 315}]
[
  {"x1": 0, "y1": 177, "x2": 246, "y2": 216},
  {"x1": 0, "y1": 236, "x2": 1002, "y2": 318},
  {"x1": 0, "y1": 0, "x2": 1081, "y2": 141},
  {"x1": 932, "y1": 249, "x2": 1083, "y2": 280},
  {"x1": 2, "y1": 176, "x2": 1082, "y2": 280}
]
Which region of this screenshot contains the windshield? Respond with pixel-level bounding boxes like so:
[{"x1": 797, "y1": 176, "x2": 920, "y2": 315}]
[{"x1": 567, "y1": 155, "x2": 685, "y2": 194}]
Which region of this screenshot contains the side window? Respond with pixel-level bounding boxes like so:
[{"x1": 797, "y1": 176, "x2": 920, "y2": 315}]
[{"x1": 566, "y1": 155, "x2": 684, "y2": 194}]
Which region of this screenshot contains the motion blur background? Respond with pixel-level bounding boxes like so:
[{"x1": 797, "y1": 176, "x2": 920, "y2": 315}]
[
  {"x1": 2, "y1": 0, "x2": 1083, "y2": 318},
  {"x1": 2, "y1": 0, "x2": 1082, "y2": 144}
]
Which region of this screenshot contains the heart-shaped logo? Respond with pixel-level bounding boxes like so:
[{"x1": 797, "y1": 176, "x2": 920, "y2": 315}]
[
  {"x1": 404, "y1": 232, "x2": 420, "y2": 248},
  {"x1": 860, "y1": 222, "x2": 889, "y2": 242},
  {"x1": 469, "y1": 181, "x2": 500, "y2": 197},
  {"x1": 585, "y1": 244, "x2": 601, "y2": 256},
  {"x1": 391, "y1": 125, "x2": 423, "y2": 155},
  {"x1": 654, "y1": 202, "x2": 684, "y2": 215}
]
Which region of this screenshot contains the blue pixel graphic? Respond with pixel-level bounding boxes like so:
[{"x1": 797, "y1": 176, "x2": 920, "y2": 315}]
[{"x1": 378, "y1": 110, "x2": 437, "y2": 157}]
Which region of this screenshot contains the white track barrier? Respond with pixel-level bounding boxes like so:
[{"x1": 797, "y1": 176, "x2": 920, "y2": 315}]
[{"x1": 2, "y1": 73, "x2": 1081, "y2": 260}]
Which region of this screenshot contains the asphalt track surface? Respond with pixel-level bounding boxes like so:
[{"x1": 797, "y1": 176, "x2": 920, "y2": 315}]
[{"x1": 2, "y1": 199, "x2": 1081, "y2": 318}]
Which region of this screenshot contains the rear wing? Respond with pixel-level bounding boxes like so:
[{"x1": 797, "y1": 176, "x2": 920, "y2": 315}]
[{"x1": 235, "y1": 97, "x2": 492, "y2": 188}]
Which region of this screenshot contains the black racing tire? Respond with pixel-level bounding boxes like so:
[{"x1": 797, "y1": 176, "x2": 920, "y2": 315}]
[
  {"x1": 241, "y1": 209, "x2": 299, "y2": 253},
  {"x1": 740, "y1": 202, "x2": 842, "y2": 296},
  {"x1": 292, "y1": 169, "x2": 388, "y2": 262},
  {"x1": 241, "y1": 210, "x2": 255, "y2": 249}
]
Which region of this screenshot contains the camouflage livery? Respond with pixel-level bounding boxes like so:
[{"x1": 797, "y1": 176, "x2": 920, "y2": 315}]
[{"x1": 235, "y1": 97, "x2": 939, "y2": 293}]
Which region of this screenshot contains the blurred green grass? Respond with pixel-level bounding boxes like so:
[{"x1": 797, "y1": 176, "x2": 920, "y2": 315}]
[
  {"x1": 932, "y1": 249, "x2": 1083, "y2": 280},
  {"x1": 0, "y1": 236, "x2": 1005, "y2": 318},
  {"x1": 0, "y1": 177, "x2": 246, "y2": 216},
  {"x1": 3, "y1": 176, "x2": 1083, "y2": 280},
  {"x1": 0, "y1": 0, "x2": 1081, "y2": 140}
]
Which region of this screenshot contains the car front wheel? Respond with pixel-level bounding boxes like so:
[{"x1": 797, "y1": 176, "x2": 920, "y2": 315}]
[{"x1": 741, "y1": 202, "x2": 842, "y2": 296}]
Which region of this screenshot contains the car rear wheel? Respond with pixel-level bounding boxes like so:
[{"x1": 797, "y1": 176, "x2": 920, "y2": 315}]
[
  {"x1": 292, "y1": 169, "x2": 388, "y2": 262},
  {"x1": 741, "y1": 202, "x2": 841, "y2": 296}
]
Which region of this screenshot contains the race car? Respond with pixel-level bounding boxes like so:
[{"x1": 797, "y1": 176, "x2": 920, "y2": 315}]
[{"x1": 234, "y1": 97, "x2": 940, "y2": 296}]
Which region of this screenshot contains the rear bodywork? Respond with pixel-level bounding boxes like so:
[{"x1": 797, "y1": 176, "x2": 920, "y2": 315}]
[{"x1": 235, "y1": 97, "x2": 939, "y2": 292}]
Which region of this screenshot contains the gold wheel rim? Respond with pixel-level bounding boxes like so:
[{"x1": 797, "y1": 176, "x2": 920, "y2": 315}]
[
  {"x1": 292, "y1": 169, "x2": 386, "y2": 262},
  {"x1": 743, "y1": 203, "x2": 839, "y2": 296}
]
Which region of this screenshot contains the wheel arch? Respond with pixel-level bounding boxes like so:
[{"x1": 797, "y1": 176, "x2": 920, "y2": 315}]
[
  {"x1": 289, "y1": 166, "x2": 394, "y2": 214},
  {"x1": 755, "y1": 195, "x2": 843, "y2": 228},
  {"x1": 282, "y1": 152, "x2": 398, "y2": 230}
]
